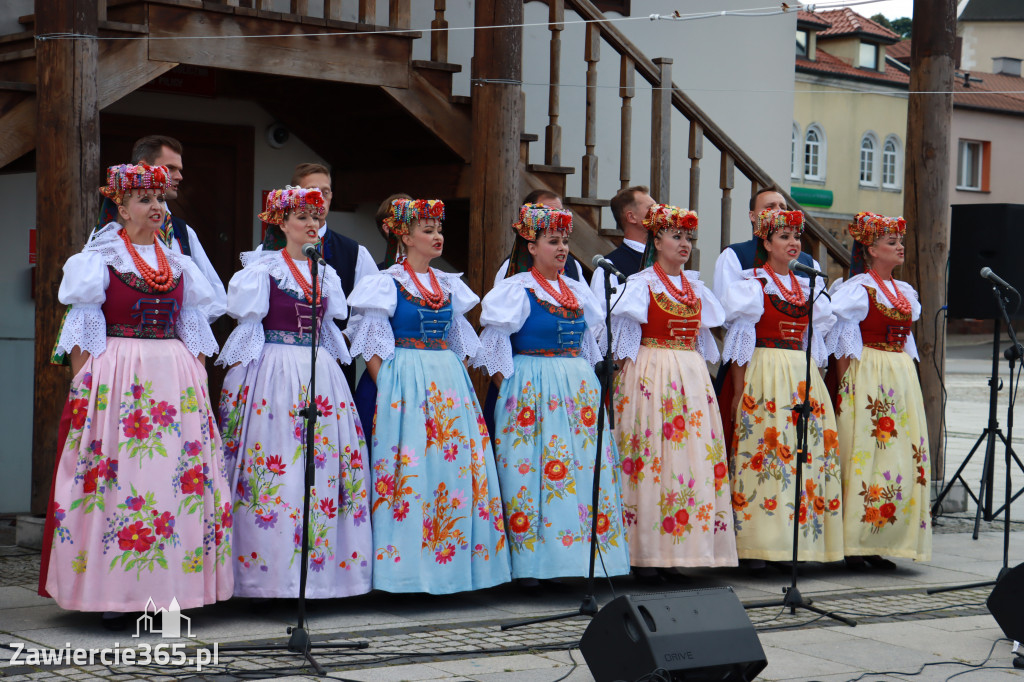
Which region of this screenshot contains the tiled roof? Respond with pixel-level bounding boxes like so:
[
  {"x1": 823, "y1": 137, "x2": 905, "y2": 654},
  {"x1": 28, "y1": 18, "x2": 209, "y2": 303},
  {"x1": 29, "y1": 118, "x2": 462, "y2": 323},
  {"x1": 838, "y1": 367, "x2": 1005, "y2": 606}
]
[
  {"x1": 796, "y1": 10, "x2": 832, "y2": 29},
  {"x1": 815, "y1": 9, "x2": 901, "y2": 43},
  {"x1": 954, "y1": 71, "x2": 1024, "y2": 115},
  {"x1": 960, "y1": 0, "x2": 1024, "y2": 21},
  {"x1": 887, "y1": 39, "x2": 912, "y2": 64},
  {"x1": 796, "y1": 48, "x2": 910, "y2": 86}
]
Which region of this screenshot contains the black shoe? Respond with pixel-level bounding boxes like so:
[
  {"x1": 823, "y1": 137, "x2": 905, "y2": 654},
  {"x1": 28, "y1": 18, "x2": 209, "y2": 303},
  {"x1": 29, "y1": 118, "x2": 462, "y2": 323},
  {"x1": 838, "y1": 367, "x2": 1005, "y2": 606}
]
[
  {"x1": 845, "y1": 555, "x2": 869, "y2": 572},
  {"x1": 657, "y1": 568, "x2": 691, "y2": 584},
  {"x1": 864, "y1": 555, "x2": 897, "y2": 571},
  {"x1": 101, "y1": 613, "x2": 128, "y2": 632},
  {"x1": 633, "y1": 567, "x2": 664, "y2": 586},
  {"x1": 740, "y1": 558, "x2": 767, "y2": 574}
]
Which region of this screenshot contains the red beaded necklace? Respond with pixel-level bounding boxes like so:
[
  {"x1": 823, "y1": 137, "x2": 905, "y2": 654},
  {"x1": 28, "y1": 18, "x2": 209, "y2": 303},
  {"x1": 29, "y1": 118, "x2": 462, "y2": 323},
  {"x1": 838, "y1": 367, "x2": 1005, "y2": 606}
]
[
  {"x1": 402, "y1": 260, "x2": 446, "y2": 310},
  {"x1": 119, "y1": 229, "x2": 174, "y2": 292},
  {"x1": 281, "y1": 249, "x2": 321, "y2": 306},
  {"x1": 868, "y1": 269, "x2": 912, "y2": 316},
  {"x1": 762, "y1": 263, "x2": 806, "y2": 306},
  {"x1": 653, "y1": 262, "x2": 697, "y2": 307},
  {"x1": 530, "y1": 267, "x2": 580, "y2": 309}
]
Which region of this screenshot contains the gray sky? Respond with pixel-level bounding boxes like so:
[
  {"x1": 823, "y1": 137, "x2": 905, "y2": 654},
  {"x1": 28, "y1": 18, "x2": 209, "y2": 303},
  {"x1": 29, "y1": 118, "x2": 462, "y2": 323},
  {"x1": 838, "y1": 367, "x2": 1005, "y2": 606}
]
[{"x1": 827, "y1": 0, "x2": 913, "y2": 19}]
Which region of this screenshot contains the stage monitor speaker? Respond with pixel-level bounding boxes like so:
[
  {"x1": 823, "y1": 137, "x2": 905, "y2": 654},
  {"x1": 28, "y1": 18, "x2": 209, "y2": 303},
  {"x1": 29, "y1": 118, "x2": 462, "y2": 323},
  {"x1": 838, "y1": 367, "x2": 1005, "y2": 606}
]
[
  {"x1": 580, "y1": 587, "x2": 766, "y2": 682},
  {"x1": 949, "y1": 203, "x2": 1024, "y2": 320},
  {"x1": 988, "y1": 563, "x2": 1024, "y2": 642}
]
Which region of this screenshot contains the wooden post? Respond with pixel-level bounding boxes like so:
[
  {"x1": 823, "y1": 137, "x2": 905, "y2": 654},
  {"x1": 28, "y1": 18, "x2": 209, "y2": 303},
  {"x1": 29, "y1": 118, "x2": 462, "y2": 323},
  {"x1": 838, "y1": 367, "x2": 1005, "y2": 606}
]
[
  {"x1": 687, "y1": 120, "x2": 702, "y2": 212},
  {"x1": 468, "y1": 0, "x2": 522, "y2": 297},
  {"x1": 32, "y1": 0, "x2": 100, "y2": 513},
  {"x1": 580, "y1": 22, "x2": 599, "y2": 198},
  {"x1": 544, "y1": 0, "x2": 563, "y2": 166},
  {"x1": 650, "y1": 57, "x2": 672, "y2": 202},
  {"x1": 389, "y1": 0, "x2": 411, "y2": 30},
  {"x1": 719, "y1": 152, "x2": 734, "y2": 257},
  {"x1": 903, "y1": 0, "x2": 955, "y2": 479},
  {"x1": 431, "y1": 0, "x2": 448, "y2": 63},
  {"x1": 290, "y1": 0, "x2": 308, "y2": 16},
  {"x1": 619, "y1": 55, "x2": 634, "y2": 190}
]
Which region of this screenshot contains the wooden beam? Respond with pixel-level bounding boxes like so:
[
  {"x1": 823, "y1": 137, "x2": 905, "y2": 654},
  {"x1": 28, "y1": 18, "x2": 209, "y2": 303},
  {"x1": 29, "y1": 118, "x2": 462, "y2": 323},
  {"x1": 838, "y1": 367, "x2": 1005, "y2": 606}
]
[
  {"x1": 98, "y1": 37, "x2": 177, "y2": 108},
  {"x1": 381, "y1": 69, "x2": 470, "y2": 161},
  {"x1": 468, "y1": 0, "x2": 521, "y2": 299},
  {"x1": 147, "y1": 4, "x2": 412, "y2": 88},
  {"x1": 0, "y1": 95, "x2": 37, "y2": 169},
  {"x1": 903, "y1": 0, "x2": 956, "y2": 478},
  {"x1": 650, "y1": 57, "x2": 671, "y2": 202},
  {"x1": 32, "y1": 0, "x2": 100, "y2": 514}
]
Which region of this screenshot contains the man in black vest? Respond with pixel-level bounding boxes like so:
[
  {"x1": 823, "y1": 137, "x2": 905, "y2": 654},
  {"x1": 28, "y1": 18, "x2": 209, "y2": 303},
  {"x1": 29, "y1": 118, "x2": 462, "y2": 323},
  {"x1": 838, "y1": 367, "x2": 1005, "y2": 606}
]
[
  {"x1": 588, "y1": 185, "x2": 656, "y2": 300},
  {"x1": 492, "y1": 189, "x2": 583, "y2": 284}
]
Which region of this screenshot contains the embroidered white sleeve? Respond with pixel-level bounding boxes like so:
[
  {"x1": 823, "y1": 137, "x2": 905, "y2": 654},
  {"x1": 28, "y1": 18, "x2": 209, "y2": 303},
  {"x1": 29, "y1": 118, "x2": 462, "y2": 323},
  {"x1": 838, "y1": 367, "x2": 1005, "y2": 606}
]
[
  {"x1": 348, "y1": 309, "x2": 395, "y2": 362},
  {"x1": 173, "y1": 257, "x2": 220, "y2": 357},
  {"x1": 611, "y1": 315, "x2": 642, "y2": 362},
  {"x1": 697, "y1": 326, "x2": 721, "y2": 365},
  {"x1": 905, "y1": 331, "x2": 920, "y2": 361},
  {"x1": 447, "y1": 313, "x2": 481, "y2": 362},
  {"x1": 580, "y1": 327, "x2": 602, "y2": 367},
  {"x1": 56, "y1": 304, "x2": 107, "y2": 358},
  {"x1": 828, "y1": 322, "x2": 863, "y2": 361},
  {"x1": 56, "y1": 250, "x2": 108, "y2": 358},
  {"x1": 475, "y1": 325, "x2": 516, "y2": 378},
  {"x1": 216, "y1": 319, "x2": 264, "y2": 368},
  {"x1": 216, "y1": 265, "x2": 270, "y2": 368},
  {"x1": 184, "y1": 225, "x2": 227, "y2": 322},
  {"x1": 825, "y1": 279, "x2": 868, "y2": 360},
  {"x1": 176, "y1": 307, "x2": 219, "y2": 358},
  {"x1": 722, "y1": 321, "x2": 757, "y2": 366}
]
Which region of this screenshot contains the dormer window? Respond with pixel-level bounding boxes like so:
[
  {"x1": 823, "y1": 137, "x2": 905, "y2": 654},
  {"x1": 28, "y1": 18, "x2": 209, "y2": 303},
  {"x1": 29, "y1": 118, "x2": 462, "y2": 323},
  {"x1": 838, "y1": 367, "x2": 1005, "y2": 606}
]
[
  {"x1": 796, "y1": 30, "x2": 809, "y2": 57},
  {"x1": 859, "y1": 42, "x2": 879, "y2": 70}
]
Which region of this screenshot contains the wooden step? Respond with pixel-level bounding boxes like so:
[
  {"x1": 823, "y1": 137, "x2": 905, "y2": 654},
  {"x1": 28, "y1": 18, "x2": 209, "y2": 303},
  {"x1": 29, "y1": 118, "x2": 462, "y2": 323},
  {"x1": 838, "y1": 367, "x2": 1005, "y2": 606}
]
[
  {"x1": 411, "y1": 59, "x2": 461, "y2": 97},
  {"x1": 519, "y1": 132, "x2": 538, "y2": 165},
  {"x1": 564, "y1": 196, "x2": 610, "y2": 232}
]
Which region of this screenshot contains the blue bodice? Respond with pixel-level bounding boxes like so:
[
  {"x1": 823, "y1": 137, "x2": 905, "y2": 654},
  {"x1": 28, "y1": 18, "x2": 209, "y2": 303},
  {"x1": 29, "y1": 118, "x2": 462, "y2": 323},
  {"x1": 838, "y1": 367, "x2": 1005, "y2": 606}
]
[
  {"x1": 510, "y1": 289, "x2": 586, "y2": 357},
  {"x1": 391, "y1": 279, "x2": 453, "y2": 350}
]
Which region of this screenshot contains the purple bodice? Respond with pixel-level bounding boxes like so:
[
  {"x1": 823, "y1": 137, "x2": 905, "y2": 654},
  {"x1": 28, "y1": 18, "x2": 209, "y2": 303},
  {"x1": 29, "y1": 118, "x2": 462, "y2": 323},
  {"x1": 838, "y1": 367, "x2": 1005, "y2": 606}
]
[
  {"x1": 264, "y1": 277, "x2": 326, "y2": 346},
  {"x1": 102, "y1": 266, "x2": 182, "y2": 339}
]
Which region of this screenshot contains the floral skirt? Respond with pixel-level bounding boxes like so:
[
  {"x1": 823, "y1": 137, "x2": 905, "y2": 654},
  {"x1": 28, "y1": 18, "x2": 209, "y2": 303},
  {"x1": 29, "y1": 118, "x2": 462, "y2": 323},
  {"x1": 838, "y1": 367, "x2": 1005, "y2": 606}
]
[
  {"x1": 43, "y1": 338, "x2": 233, "y2": 612},
  {"x1": 219, "y1": 343, "x2": 371, "y2": 598},
  {"x1": 612, "y1": 346, "x2": 736, "y2": 568},
  {"x1": 730, "y1": 347, "x2": 844, "y2": 562},
  {"x1": 495, "y1": 355, "x2": 630, "y2": 579},
  {"x1": 837, "y1": 348, "x2": 931, "y2": 560},
  {"x1": 370, "y1": 347, "x2": 511, "y2": 593}
]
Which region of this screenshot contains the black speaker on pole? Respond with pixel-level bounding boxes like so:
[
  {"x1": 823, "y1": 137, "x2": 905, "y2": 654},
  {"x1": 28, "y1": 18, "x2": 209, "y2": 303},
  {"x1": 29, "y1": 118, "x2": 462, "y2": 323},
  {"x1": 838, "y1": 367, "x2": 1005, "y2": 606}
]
[
  {"x1": 988, "y1": 563, "x2": 1024, "y2": 642},
  {"x1": 580, "y1": 588, "x2": 766, "y2": 682},
  {"x1": 948, "y1": 203, "x2": 1024, "y2": 320}
]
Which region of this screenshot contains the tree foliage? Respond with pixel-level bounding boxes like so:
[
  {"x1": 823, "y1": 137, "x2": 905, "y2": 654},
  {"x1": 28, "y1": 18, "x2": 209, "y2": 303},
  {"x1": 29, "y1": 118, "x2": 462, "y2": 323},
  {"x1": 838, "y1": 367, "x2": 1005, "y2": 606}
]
[{"x1": 871, "y1": 14, "x2": 912, "y2": 38}]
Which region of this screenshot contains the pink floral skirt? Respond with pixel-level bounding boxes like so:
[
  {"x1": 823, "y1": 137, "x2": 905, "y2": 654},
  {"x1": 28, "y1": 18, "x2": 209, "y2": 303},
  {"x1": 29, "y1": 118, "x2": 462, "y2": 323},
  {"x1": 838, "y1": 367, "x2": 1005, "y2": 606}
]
[{"x1": 43, "y1": 337, "x2": 234, "y2": 612}]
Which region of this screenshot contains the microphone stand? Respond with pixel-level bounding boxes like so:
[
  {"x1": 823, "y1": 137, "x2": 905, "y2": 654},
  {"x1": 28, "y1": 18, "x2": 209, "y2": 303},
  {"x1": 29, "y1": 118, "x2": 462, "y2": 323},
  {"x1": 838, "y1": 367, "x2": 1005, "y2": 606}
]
[
  {"x1": 744, "y1": 270, "x2": 856, "y2": 627},
  {"x1": 502, "y1": 271, "x2": 622, "y2": 630},
  {"x1": 929, "y1": 283, "x2": 1024, "y2": 595},
  {"x1": 220, "y1": 250, "x2": 368, "y2": 676}
]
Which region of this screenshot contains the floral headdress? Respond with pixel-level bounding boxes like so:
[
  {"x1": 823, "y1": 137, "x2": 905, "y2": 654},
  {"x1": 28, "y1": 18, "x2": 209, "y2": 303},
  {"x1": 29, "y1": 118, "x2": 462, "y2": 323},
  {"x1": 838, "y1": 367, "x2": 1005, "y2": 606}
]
[
  {"x1": 641, "y1": 204, "x2": 698, "y2": 269},
  {"x1": 382, "y1": 198, "x2": 445, "y2": 237},
  {"x1": 258, "y1": 186, "x2": 326, "y2": 226},
  {"x1": 753, "y1": 209, "x2": 804, "y2": 239},
  {"x1": 98, "y1": 163, "x2": 169, "y2": 205},
  {"x1": 848, "y1": 212, "x2": 907, "y2": 275},
  {"x1": 507, "y1": 204, "x2": 574, "y2": 277}
]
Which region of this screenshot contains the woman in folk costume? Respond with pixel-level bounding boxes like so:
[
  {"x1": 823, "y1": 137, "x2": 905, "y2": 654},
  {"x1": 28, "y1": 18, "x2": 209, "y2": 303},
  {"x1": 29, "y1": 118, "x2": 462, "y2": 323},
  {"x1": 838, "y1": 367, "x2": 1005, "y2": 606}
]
[
  {"x1": 721, "y1": 209, "x2": 843, "y2": 564},
  {"x1": 609, "y1": 205, "x2": 736, "y2": 579},
  {"x1": 346, "y1": 198, "x2": 510, "y2": 593},
  {"x1": 216, "y1": 187, "x2": 371, "y2": 598},
  {"x1": 826, "y1": 212, "x2": 930, "y2": 568},
  {"x1": 473, "y1": 204, "x2": 630, "y2": 583},
  {"x1": 40, "y1": 163, "x2": 231, "y2": 627}
]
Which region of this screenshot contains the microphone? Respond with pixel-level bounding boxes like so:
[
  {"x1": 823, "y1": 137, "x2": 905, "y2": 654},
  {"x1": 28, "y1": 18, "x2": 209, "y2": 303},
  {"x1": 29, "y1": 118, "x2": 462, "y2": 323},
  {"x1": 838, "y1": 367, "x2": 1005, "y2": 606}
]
[
  {"x1": 592, "y1": 254, "x2": 627, "y2": 284},
  {"x1": 302, "y1": 242, "x2": 325, "y2": 266},
  {"x1": 788, "y1": 259, "x2": 827, "y2": 279},
  {"x1": 980, "y1": 267, "x2": 1018, "y2": 296}
]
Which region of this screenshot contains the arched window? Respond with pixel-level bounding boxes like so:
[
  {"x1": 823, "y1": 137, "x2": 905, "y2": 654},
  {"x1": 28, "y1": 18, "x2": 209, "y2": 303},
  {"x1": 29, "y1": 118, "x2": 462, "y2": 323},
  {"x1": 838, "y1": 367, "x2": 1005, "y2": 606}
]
[
  {"x1": 804, "y1": 124, "x2": 826, "y2": 181},
  {"x1": 859, "y1": 132, "x2": 879, "y2": 187},
  {"x1": 791, "y1": 122, "x2": 801, "y2": 179},
  {"x1": 882, "y1": 135, "x2": 901, "y2": 189}
]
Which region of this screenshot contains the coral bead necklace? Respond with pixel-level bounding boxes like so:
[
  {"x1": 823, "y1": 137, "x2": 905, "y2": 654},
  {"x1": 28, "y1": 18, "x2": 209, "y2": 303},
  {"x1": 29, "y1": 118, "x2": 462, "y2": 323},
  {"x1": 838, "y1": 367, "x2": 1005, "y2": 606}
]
[
  {"x1": 281, "y1": 249, "x2": 321, "y2": 306},
  {"x1": 653, "y1": 262, "x2": 697, "y2": 306},
  {"x1": 530, "y1": 267, "x2": 580, "y2": 309},
  {"x1": 763, "y1": 262, "x2": 806, "y2": 306},
  {"x1": 403, "y1": 259, "x2": 446, "y2": 309},
  {"x1": 119, "y1": 228, "x2": 174, "y2": 292},
  {"x1": 868, "y1": 269, "x2": 912, "y2": 316}
]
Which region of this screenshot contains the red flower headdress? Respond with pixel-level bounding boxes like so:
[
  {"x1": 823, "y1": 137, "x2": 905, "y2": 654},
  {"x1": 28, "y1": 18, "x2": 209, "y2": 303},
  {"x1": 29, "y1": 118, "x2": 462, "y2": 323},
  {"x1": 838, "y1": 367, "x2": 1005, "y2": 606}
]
[
  {"x1": 98, "y1": 163, "x2": 169, "y2": 205},
  {"x1": 848, "y1": 211, "x2": 907, "y2": 245},
  {"x1": 753, "y1": 209, "x2": 804, "y2": 239},
  {"x1": 642, "y1": 204, "x2": 698, "y2": 235},
  {"x1": 382, "y1": 198, "x2": 445, "y2": 236},
  {"x1": 258, "y1": 186, "x2": 326, "y2": 226},
  {"x1": 512, "y1": 203, "x2": 574, "y2": 241}
]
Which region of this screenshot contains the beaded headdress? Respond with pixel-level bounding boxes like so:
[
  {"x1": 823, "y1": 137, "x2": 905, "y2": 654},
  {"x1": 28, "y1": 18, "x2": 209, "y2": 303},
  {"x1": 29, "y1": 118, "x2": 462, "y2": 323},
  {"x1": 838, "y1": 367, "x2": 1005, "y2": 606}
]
[
  {"x1": 641, "y1": 204, "x2": 698, "y2": 269},
  {"x1": 382, "y1": 198, "x2": 445, "y2": 237},
  {"x1": 98, "y1": 163, "x2": 169, "y2": 205},
  {"x1": 753, "y1": 209, "x2": 804, "y2": 240},
  {"x1": 258, "y1": 186, "x2": 326, "y2": 226},
  {"x1": 507, "y1": 204, "x2": 574, "y2": 277},
  {"x1": 848, "y1": 211, "x2": 906, "y2": 275}
]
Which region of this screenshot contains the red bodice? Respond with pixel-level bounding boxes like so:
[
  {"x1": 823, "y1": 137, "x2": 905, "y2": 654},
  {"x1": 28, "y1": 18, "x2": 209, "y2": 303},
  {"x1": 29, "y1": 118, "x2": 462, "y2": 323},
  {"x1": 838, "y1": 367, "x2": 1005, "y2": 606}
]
[
  {"x1": 102, "y1": 266, "x2": 183, "y2": 339},
  {"x1": 754, "y1": 280, "x2": 810, "y2": 351},
  {"x1": 859, "y1": 285, "x2": 911, "y2": 352},
  {"x1": 640, "y1": 289, "x2": 701, "y2": 351}
]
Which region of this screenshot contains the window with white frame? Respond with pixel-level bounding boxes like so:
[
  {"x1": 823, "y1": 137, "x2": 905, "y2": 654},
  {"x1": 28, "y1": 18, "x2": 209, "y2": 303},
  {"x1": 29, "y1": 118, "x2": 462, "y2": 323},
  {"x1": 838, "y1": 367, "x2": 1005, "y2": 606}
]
[
  {"x1": 882, "y1": 136, "x2": 901, "y2": 189},
  {"x1": 860, "y1": 132, "x2": 879, "y2": 187},
  {"x1": 791, "y1": 123, "x2": 801, "y2": 178},
  {"x1": 957, "y1": 139, "x2": 985, "y2": 190},
  {"x1": 803, "y1": 124, "x2": 826, "y2": 181},
  {"x1": 860, "y1": 42, "x2": 879, "y2": 70}
]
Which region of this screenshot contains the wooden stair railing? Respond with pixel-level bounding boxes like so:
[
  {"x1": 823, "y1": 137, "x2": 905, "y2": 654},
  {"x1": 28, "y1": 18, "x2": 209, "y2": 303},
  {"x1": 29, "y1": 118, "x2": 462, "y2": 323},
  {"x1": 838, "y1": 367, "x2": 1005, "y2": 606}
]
[{"x1": 541, "y1": 0, "x2": 850, "y2": 274}]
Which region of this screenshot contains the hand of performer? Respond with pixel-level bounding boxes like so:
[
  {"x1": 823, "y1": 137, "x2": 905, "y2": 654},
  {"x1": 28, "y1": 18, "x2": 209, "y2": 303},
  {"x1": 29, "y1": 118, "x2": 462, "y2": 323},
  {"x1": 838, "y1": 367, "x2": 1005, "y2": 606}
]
[
  {"x1": 198, "y1": 354, "x2": 206, "y2": 365},
  {"x1": 835, "y1": 356, "x2": 850, "y2": 383},
  {"x1": 492, "y1": 373, "x2": 504, "y2": 388},
  {"x1": 367, "y1": 355, "x2": 382, "y2": 383},
  {"x1": 70, "y1": 347, "x2": 90, "y2": 377},
  {"x1": 617, "y1": 358, "x2": 632, "y2": 378},
  {"x1": 728, "y1": 362, "x2": 747, "y2": 419}
]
